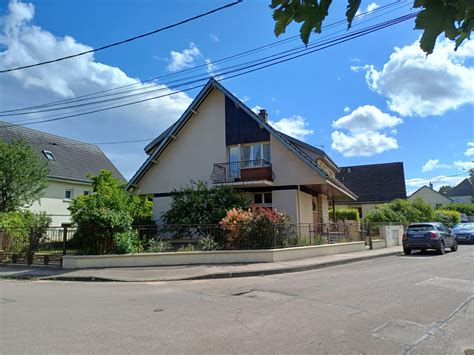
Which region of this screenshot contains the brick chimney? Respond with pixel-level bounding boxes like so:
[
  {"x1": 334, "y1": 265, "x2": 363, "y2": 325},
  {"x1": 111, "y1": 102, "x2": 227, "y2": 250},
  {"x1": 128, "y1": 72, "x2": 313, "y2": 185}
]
[
  {"x1": 429, "y1": 182, "x2": 433, "y2": 189},
  {"x1": 258, "y1": 109, "x2": 268, "y2": 123}
]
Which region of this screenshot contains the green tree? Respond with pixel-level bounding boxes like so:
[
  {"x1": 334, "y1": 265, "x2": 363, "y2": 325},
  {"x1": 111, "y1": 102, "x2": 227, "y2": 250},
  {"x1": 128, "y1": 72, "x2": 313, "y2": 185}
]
[
  {"x1": 270, "y1": 1, "x2": 473, "y2": 55},
  {"x1": 438, "y1": 185, "x2": 453, "y2": 195},
  {"x1": 69, "y1": 170, "x2": 138, "y2": 254},
  {"x1": 0, "y1": 139, "x2": 50, "y2": 212},
  {"x1": 161, "y1": 181, "x2": 250, "y2": 225}
]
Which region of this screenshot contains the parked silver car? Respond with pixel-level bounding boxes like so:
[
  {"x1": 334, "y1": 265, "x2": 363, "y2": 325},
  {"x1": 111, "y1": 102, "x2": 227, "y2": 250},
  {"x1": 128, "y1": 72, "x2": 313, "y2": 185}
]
[
  {"x1": 402, "y1": 222, "x2": 458, "y2": 255},
  {"x1": 452, "y1": 222, "x2": 474, "y2": 243}
]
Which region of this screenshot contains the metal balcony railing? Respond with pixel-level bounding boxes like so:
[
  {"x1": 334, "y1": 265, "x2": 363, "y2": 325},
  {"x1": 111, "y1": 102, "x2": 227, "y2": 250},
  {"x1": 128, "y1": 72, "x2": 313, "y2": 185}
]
[{"x1": 210, "y1": 159, "x2": 273, "y2": 184}]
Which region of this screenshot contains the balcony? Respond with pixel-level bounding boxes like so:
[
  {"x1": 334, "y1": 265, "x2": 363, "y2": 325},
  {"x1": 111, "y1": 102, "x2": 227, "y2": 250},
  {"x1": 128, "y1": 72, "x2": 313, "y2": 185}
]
[{"x1": 211, "y1": 160, "x2": 274, "y2": 185}]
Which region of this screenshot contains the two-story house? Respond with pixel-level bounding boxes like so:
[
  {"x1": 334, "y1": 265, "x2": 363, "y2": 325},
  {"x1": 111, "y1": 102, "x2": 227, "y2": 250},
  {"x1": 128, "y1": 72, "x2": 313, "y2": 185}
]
[
  {"x1": 127, "y1": 79, "x2": 357, "y2": 225},
  {"x1": 0, "y1": 123, "x2": 125, "y2": 226}
]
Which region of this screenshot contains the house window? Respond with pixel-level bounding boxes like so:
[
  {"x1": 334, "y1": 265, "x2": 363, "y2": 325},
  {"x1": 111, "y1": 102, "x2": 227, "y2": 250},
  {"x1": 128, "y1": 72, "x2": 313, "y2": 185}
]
[
  {"x1": 65, "y1": 189, "x2": 74, "y2": 199},
  {"x1": 83, "y1": 190, "x2": 90, "y2": 196},
  {"x1": 228, "y1": 142, "x2": 270, "y2": 165},
  {"x1": 435, "y1": 203, "x2": 442, "y2": 208},
  {"x1": 42, "y1": 150, "x2": 55, "y2": 161},
  {"x1": 254, "y1": 192, "x2": 272, "y2": 205}
]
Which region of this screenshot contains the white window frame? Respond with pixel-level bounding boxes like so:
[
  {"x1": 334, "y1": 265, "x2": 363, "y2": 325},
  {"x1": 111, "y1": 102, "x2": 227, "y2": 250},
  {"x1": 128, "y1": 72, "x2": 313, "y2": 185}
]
[
  {"x1": 227, "y1": 142, "x2": 270, "y2": 164},
  {"x1": 253, "y1": 192, "x2": 272, "y2": 206},
  {"x1": 64, "y1": 189, "x2": 74, "y2": 200}
]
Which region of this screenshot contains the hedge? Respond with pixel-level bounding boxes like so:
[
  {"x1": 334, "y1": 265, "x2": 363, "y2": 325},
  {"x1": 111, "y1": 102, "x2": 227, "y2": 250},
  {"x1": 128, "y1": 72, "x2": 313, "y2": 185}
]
[
  {"x1": 441, "y1": 203, "x2": 474, "y2": 216},
  {"x1": 434, "y1": 210, "x2": 461, "y2": 227},
  {"x1": 331, "y1": 208, "x2": 360, "y2": 221}
]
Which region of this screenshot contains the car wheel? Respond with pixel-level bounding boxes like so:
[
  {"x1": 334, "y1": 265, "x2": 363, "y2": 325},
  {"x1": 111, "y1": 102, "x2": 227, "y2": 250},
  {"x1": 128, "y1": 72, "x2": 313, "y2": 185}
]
[
  {"x1": 403, "y1": 248, "x2": 411, "y2": 255},
  {"x1": 451, "y1": 241, "x2": 458, "y2": 252},
  {"x1": 437, "y1": 241, "x2": 445, "y2": 255}
]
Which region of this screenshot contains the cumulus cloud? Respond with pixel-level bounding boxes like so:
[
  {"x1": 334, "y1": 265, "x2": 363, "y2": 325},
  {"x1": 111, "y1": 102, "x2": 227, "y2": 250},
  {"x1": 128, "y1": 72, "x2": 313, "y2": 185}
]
[
  {"x1": 330, "y1": 105, "x2": 402, "y2": 157},
  {"x1": 166, "y1": 42, "x2": 201, "y2": 72},
  {"x1": 363, "y1": 39, "x2": 474, "y2": 117},
  {"x1": 454, "y1": 160, "x2": 474, "y2": 170},
  {"x1": 356, "y1": 2, "x2": 379, "y2": 16},
  {"x1": 464, "y1": 142, "x2": 474, "y2": 156},
  {"x1": 0, "y1": 0, "x2": 192, "y2": 179},
  {"x1": 343, "y1": 106, "x2": 350, "y2": 113},
  {"x1": 269, "y1": 115, "x2": 314, "y2": 141},
  {"x1": 421, "y1": 159, "x2": 450, "y2": 172}
]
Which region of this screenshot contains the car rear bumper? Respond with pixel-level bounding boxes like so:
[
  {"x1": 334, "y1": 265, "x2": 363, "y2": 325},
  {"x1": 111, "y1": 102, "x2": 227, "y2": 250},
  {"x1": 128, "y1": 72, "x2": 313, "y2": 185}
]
[
  {"x1": 455, "y1": 235, "x2": 473, "y2": 243},
  {"x1": 403, "y1": 239, "x2": 442, "y2": 250}
]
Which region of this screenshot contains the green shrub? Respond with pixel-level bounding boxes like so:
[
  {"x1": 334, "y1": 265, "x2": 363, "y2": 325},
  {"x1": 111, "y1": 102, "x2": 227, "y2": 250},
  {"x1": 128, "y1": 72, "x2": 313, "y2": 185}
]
[
  {"x1": 364, "y1": 198, "x2": 435, "y2": 224},
  {"x1": 434, "y1": 210, "x2": 461, "y2": 227},
  {"x1": 410, "y1": 198, "x2": 435, "y2": 221},
  {"x1": 364, "y1": 206, "x2": 406, "y2": 223},
  {"x1": 178, "y1": 244, "x2": 196, "y2": 252},
  {"x1": 331, "y1": 208, "x2": 360, "y2": 221},
  {"x1": 442, "y1": 203, "x2": 474, "y2": 216},
  {"x1": 198, "y1": 235, "x2": 222, "y2": 251},
  {"x1": 147, "y1": 238, "x2": 172, "y2": 253},
  {"x1": 113, "y1": 230, "x2": 141, "y2": 254}
]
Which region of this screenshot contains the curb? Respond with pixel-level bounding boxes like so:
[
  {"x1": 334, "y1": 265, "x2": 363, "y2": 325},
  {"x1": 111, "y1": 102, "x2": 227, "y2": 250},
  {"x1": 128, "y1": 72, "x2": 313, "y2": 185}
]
[{"x1": 1, "y1": 250, "x2": 401, "y2": 282}]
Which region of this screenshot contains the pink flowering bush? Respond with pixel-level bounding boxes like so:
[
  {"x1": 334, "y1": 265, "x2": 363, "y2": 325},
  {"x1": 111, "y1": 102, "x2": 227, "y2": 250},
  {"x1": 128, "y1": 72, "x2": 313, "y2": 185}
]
[{"x1": 220, "y1": 205, "x2": 292, "y2": 248}]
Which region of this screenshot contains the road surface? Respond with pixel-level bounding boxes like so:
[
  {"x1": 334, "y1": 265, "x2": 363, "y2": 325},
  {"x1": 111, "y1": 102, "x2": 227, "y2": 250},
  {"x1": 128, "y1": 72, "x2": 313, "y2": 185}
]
[{"x1": 1, "y1": 246, "x2": 473, "y2": 354}]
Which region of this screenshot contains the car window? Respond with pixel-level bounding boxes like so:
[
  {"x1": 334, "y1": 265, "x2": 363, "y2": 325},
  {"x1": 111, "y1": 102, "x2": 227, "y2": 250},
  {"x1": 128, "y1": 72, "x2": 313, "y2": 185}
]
[
  {"x1": 454, "y1": 223, "x2": 474, "y2": 229},
  {"x1": 407, "y1": 224, "x2": 433, "y2": 232}
]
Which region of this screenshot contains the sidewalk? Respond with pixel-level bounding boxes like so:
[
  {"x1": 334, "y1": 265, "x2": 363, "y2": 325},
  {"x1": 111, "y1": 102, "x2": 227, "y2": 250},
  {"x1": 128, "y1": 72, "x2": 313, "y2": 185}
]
[{"x1": 0, "y1": 246, "x2": 402, "y2": 282}]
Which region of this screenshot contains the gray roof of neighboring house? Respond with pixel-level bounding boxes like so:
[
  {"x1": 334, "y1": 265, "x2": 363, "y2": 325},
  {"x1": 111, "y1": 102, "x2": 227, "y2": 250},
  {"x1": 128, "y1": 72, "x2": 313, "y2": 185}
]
[
  {"x1": 128, "y1": 78, "x2": 357, "y2": 200},
  {"x1": 447, "y1": 178, "x2": 473, "y2": 198},
  {"x1": 0, "y1": 123, "x2": 125, "y2": 183},
  {"x1": 336, "y1": 162, "x2": 407, "y2": 203}
]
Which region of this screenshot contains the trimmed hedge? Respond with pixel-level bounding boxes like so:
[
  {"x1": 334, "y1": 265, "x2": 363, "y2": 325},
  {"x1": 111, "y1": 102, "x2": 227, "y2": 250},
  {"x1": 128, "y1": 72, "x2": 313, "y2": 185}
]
[
  {"x1": 331, "y1": 208, "x2": 360, "y2": 221},
  {"x1": 434, "y1": 209, "x2": 461, "y2": 227},
  {"x1": 441, "y1": 203, "x2": 474, "y2": 216}
]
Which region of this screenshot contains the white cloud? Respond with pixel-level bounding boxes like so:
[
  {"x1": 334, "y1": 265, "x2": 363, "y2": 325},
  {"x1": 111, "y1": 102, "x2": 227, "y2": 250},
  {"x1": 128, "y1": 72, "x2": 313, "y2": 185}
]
[
  {"x1": 343, "y1": 106, "x2": 350, "y2": 113},
  {"x1": 269, "y1": 115, "x2": 314, "y2": 141},
  {"x1": 331, "y1": 130, "x2": 398, "y2": 157},
  {"x1": 332, "y1": 105, "x2": 402, "y2": 133},
  {"x1": 356, "y1": 2, "x2": 379, "y2": 16},
  {"x1": 330, "y1": 105, "x2": 402, "y2": 157},
  {"x1": 209, "y1": 33, "x2": 219, "y2": 42},
  {"x1": 251, "y1": 105, "x2": 263, "y2": 114},
  {"x1": 454, "y1": 160, "x2": 474, "y2": 170},
  {"x1": 363, "y1": 39, "x2": 474, "y2": 117},
  {"x1": 464, "y1": 142, "x2": 474, "y2": 156},
  {"x1": 166, "y1": 42, "x2": 201, "y2": 72},
  {"x1": 0, "y1": 0, "x2": 192, "y2": 179},
  {"x1": 421, "y1": 159, "x2": 452, "y2": 172},
  {"x1": 406, "y1": 175, "x2": 467, "y2": 194}
]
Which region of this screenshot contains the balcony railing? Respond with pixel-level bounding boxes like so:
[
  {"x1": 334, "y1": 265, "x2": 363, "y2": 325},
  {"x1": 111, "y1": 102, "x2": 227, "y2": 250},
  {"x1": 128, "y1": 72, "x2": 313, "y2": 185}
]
[{"x1": 211, "y1": 159, "x2": 273, "y2": 184}]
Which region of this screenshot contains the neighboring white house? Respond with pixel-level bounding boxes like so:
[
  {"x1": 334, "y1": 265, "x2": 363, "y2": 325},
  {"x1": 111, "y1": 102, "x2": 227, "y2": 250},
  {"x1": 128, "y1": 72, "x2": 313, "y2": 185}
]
[
  {"x1": 127, "y1": 78, "x2": 357, "y2": 225},
  {"x1": 408, "y1": 185, "x2": 452, "y2": 209},
  {"x1": 446, "y1": 178, "x2": 473, "y2": 203},
  {"x1": 0, "y1": 123, "x2": 125, "y2": 226}
]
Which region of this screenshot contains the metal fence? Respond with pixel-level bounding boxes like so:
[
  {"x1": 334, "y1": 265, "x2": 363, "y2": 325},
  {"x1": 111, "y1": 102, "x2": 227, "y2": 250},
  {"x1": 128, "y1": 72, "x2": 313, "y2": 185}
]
[{"x1": 0, "y1": 222, "x2": 404, "y2": 266}]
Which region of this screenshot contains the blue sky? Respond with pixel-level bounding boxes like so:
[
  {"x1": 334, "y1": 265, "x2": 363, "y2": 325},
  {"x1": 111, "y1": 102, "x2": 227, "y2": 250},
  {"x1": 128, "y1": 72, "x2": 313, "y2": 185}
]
[{"x1": 0, "y1": 0, "x2": 473, "y2": 193}]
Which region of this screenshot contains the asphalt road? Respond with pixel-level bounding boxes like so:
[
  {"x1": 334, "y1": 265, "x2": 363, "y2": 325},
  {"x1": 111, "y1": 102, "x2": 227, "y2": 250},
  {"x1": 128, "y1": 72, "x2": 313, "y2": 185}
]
[{"x1": 1, "y1": 246, "x2": 473, "y2": 354}]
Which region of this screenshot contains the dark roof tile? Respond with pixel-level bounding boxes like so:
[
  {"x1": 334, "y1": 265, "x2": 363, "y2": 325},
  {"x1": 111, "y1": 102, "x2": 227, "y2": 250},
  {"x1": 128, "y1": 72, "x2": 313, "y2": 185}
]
[{"x1": 447, "y1": 178, "x2": 473, "y2": 197}]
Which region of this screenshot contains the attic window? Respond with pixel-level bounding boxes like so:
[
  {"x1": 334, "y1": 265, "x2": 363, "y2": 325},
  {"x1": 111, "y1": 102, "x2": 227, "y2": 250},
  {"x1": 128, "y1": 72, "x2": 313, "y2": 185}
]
[{"x1": 42, "y1": 150, "x2": 55, "y2": 161}]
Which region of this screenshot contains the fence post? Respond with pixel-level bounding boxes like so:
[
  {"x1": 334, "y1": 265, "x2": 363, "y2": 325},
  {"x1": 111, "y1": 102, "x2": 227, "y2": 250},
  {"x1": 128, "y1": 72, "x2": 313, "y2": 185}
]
[
  {"x1": 62, "y1": 223, "x2": 71, "y2": 255},
  {"x1": 27, "y1": 228, "x2": 34, "y2": 266}
]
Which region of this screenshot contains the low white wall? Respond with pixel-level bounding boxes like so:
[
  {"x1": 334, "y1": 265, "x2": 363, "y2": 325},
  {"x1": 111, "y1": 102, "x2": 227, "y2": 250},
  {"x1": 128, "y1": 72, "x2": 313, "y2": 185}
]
[
  {"x1": 62, "y1": 242, "x2": 366, "y2": 269},
  {"x1": 371, "y1": 239, "x2": 386, "y2": 250},
  {"x1": 380, "y1": 225, "x2": 404, "y2": 247}
]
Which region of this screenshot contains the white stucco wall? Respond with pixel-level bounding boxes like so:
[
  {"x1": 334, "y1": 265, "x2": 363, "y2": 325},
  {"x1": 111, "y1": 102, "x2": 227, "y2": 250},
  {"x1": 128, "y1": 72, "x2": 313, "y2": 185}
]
[
  {"x1": 136, "y1": 88, "x2": 227, "y2": 195},
  {"x1": 408, "y1": 186, "x2": 452, "y2": 208},
  {"x1": 450, "y1": 195, "x2": 471, "y2": 203},
  {"x1": 273, "y1": 190, "x2": 298, "y2": 223},
  {"x1": 298, "y1": 190, "x2": 313, "y2": 225},
  {"x1": 29, "y1": 179, "x2": 92, "y2": 226}
]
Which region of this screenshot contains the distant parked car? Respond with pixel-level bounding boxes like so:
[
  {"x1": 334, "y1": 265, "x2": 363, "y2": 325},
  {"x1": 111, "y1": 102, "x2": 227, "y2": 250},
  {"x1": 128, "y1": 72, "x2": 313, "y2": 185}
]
[
  {"x1": 403, "y1": 222, "x2": 458, "y2": 255},
  {"x1": 459, "y1": 213, "x2": 469, "y2": 223},
  {"x1": 452, "y1": 222, "x2": 474, "y2": 244}
]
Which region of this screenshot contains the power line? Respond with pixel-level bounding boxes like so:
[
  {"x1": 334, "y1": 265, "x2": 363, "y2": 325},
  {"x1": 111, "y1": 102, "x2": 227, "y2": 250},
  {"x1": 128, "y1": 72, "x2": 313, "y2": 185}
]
[
  {"x1": 1, "y1": 4, "x2": 414, "y2": 120},
  {"x1": 0, "y1": 1, "x2": 242, "y2": 74},
  {"x1": 0, "y1": 1, "x2": 408, "y2": 115},
  {"x1": 0, "y1": 12, "x2": 418, "y2": 128}
]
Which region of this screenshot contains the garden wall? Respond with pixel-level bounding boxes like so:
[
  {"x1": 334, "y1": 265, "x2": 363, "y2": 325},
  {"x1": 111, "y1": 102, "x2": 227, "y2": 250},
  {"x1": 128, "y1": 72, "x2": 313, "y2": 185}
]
[{"x1": 62, "y1": 241, "x2": 366, "y2": 269}]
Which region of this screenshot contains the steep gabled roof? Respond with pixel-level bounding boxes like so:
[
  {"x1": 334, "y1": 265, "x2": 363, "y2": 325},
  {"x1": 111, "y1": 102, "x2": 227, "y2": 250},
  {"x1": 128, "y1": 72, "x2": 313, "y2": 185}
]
[
  {"x1": 447, "y1": 178, "x2": 473, "y2": 198},
  {"x1": 336, "y1": 162, "x2": 406, "y2": 203},
  {"x1": 127, "y1": 78, "x2": 356, "y2": 200},
  {"x1": 408, "y1": 185, "x2": 453, "y2": 202},
  {"x1": 0, "y1": 123, "x2": 125, "y2": 183}
]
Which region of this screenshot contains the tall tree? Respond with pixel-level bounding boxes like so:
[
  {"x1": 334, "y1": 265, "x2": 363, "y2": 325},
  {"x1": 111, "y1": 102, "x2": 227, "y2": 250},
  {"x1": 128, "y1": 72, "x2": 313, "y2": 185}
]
[
  {"x1": 270, "y1": 1, "x2": 473, "y2": 55},
  {"x1": 0, "y1": 140, "x2": 49, "y2": 212},
  {"x1": 438, "y1": 185, "x2": 453, "y2": 195}
]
